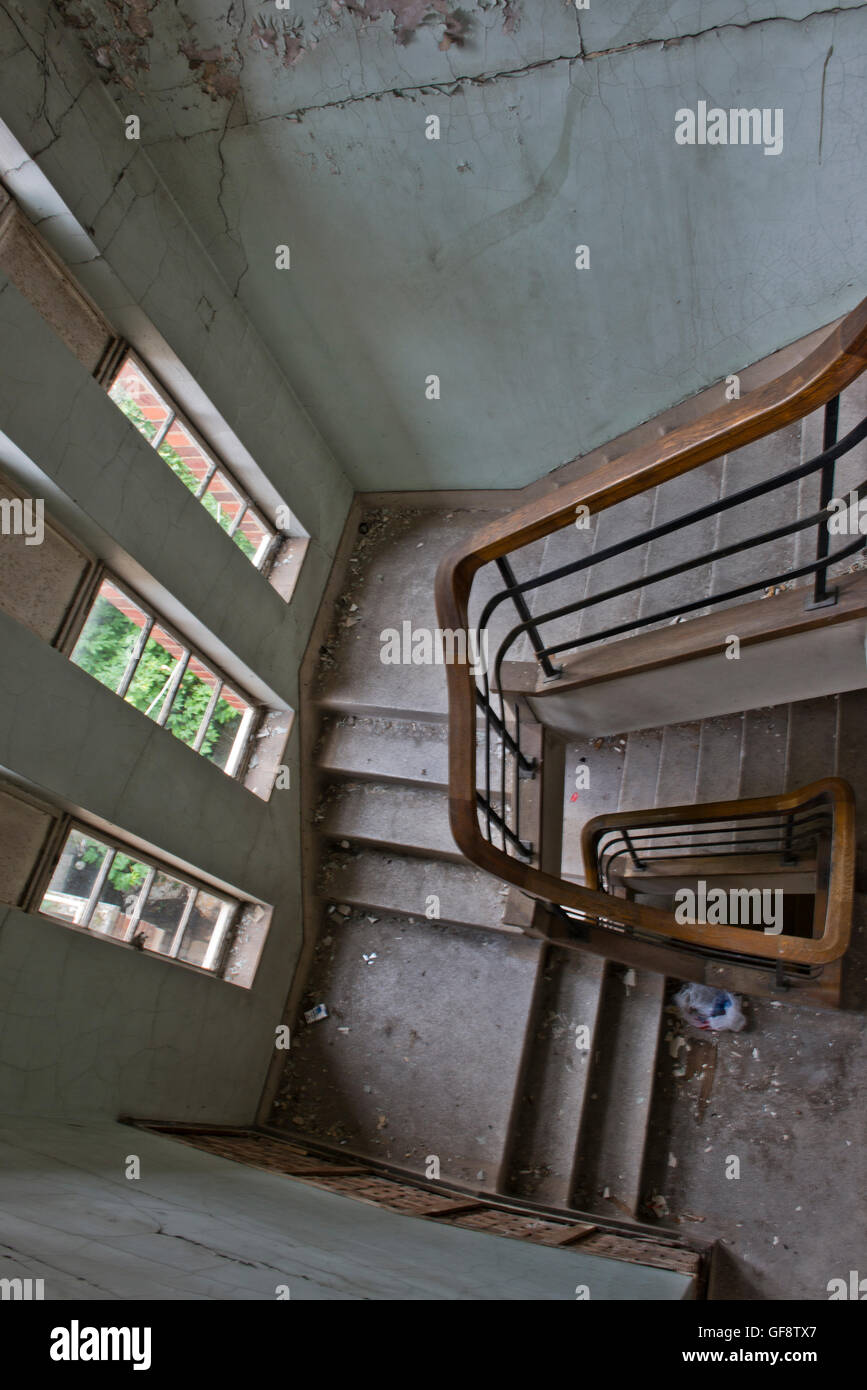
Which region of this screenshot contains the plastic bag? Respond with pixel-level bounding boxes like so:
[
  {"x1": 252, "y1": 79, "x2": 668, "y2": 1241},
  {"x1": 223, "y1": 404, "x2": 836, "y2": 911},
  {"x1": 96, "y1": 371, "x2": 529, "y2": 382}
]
[{"x1": 674, "y1": 983, "x2": 746, "y2": 1032}]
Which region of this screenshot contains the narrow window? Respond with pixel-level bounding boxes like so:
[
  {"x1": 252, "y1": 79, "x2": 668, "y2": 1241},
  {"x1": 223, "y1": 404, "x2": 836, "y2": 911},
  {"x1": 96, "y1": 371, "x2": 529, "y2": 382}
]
[
  {"x1": 107, "y1": 352, "x2": 279, "y2": 570},
  {"x1": 70, "y1": 575, "x2": 258, "y2": 780},
  {"x1": 38, "y1": 824, "x2": 241, "y2": 976}
]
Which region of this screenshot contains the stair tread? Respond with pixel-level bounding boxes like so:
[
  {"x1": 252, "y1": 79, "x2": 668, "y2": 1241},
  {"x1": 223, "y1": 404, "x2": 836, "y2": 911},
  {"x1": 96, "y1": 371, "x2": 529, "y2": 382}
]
[
  {"x1": 320, "y1": 781, "x2": 462, "y2": 860},
  {"x1": 561, "y1": 735, "x2": 627, "y2": 881},
  {"x1": 571, "y1": 967, "x2": 666, "y2": 1219},
  {"x1": 506, "y1": 949, "x2": 608, "y2": 1205},
  {"x1": 786, "y1": 696, "x2": 838, "y2": 790},
  {"x1": 319, "y1": 845, "x2": 513, "y2": 931},
  {"x1": 319, "y1": 712, "x2": 489, "y2": 790}
]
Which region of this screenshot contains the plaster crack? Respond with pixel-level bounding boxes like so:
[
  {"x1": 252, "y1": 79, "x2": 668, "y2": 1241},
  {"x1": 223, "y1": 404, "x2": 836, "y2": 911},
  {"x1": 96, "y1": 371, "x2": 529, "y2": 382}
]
[
  {"x1": 262, "y1": 2, "x2": 866, "y2": 121},
  {"x1": 818, "y1": 43, "x2": 834, "y2": 162}
]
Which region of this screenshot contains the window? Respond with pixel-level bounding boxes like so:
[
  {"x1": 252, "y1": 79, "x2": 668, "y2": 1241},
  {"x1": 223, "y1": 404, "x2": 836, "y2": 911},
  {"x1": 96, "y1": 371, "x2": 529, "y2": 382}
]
[
  {"x1": 69, "y1": 575, "x2": 257, "y2": 777},
  {"x1": 107, "y1": 354, "x2": 276, "y2": 568},
  {"x1": 38, "y1": 824, "x2": 239, "y2": 973},
  {"x1": 0, "y1": 776, "x2": 271, "y2": 985}
]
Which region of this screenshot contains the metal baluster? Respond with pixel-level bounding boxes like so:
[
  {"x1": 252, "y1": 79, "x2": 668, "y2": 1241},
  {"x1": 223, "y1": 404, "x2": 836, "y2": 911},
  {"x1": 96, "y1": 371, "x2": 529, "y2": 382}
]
[{"x1": 811, "y1": 394, "x2": 840, "y2": 608}]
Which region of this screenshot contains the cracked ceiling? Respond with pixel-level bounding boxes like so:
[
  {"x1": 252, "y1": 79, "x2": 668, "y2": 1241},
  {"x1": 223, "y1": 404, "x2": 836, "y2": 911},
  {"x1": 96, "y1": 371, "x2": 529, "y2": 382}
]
[{"x1": 12, "y1": 0, "x2": 867, "y2": 488}]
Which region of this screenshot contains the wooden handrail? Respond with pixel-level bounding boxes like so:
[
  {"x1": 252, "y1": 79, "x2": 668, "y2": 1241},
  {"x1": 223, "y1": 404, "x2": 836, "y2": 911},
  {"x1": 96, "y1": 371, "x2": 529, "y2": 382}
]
[
  {"x1": 435, "y1": 300, "x2": 867, "y2": 970},
  {"x1": 580, "y1": 779, "x2": 854, "y2": 966}
]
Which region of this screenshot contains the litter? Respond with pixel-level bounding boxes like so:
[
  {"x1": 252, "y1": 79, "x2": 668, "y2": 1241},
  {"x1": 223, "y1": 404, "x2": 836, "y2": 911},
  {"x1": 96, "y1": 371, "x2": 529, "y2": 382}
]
[
  {"x1": 304, "y1": 1004, "x2": 328, "y2": 1024},
  {"x1": 674, "y1": 983, "x2": 746, "y2": 1032},
  {"x1": 362, "y1": 952, "x2": 377, "y2": 965}
]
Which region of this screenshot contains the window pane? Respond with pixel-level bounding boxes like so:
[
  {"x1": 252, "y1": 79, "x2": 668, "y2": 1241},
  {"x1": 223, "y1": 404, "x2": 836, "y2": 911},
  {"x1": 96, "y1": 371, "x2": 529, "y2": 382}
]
[
  {"x1": 158, "y1": 419, "x2": 215, "y2": 498},
  {"x1": 203, "y1": 471, "x2": 245, "y2": 535},
  {"x1": 178, "y1": 890, "x2": 232, "y2": 968},
  {"x1": 124, "y1": 625, "x2": 185, "y2": 722},
  {"x1": 202, "y1": 684, "x2": 250, "y2": 770},
  {"x1": 71, "y1": 580, "x2": 148, "y2": 695},
  {"x1": 40, "y1": 829, "x2": 111, "y2": 925},
  {"x1": 109, "y1": 358, "x2": 172, "y2": 442},
  {"x1": 135, "y1": 871, "x2": 193, "y2": 956},
  {"x1": 89, "y1": 851, "x2": 150, "y2": 940},
  {"x1": 233, "y1": 507, "x2": 271, "y2": 563},
  {"x1": 165, "y1": 655, "x2": 219, "y2": 748}
]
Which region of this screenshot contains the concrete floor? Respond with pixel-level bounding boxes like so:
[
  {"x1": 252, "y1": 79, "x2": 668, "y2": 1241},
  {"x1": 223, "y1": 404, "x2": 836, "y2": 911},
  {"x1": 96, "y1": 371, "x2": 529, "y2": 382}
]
[
  {"x1": 275, "y1": 495, "x2": 867, "y2": 1301},
  {"x1": 275, "y1": 910, "x2": 540, "y2": 1188},
  {"x1": 644, "y1": 983, "x2": 867, "y2": 1301},
  {"x1": 0, "y1": 1118, "x2": 693, "y2": 1300}
]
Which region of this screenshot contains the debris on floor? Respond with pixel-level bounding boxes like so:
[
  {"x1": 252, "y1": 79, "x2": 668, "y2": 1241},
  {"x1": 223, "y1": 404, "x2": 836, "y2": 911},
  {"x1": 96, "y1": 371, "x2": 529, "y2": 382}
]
[
  {"x1": 674, "y1": 983, "x2": 746, "y2": 1032},
  {"x1": 304, "y1": 1004, "x2": 329, "y2": 1024}
]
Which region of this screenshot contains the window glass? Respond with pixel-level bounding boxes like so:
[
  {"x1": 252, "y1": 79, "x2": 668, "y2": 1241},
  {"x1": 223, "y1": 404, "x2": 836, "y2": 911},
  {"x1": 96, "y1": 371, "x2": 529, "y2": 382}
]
[
  {"x1": 88, "y1": 851, "x2": 150, "y2": 939},
  {"x1": 36, "y1": 825, "x2": 245, "y2": 977},
  {"x1": 109, "y1": 359, "x2": 172, "y2": 442},
  {"x1": 203, "y1": 685, "x2": 250, "y2": 770},
  {"x1": 69, "y1": 576, "x2": 257, "y2": 779},
  {"x1": 124, "y1": 625, "x2": 185, "y2": 721},
  {"x1": 166, "y1": 655, "x2": 220, "y2": 748},
  {"x1": 203, "y1": 471, "x2": 245, "y2": 536},
  {"x1": 71, "y1": 580, "x2": 148, "y2": 694},
  {"x1": 158, "y1": 418, "x2": 214, "y2": 497},
  {"x1": 234, "y1": 508, "x2": 269, "y2": 562},
  {"x1": 135, "y1": 871, "x2": 193, "y2": 955},
  {"x1": 106, "y1": 354, "x2": 278, "y2": 570},
  {"x1": 39, "y1": 829, "x2": 111, "y2": 925},
  {"x1": 178, "y1": 891, "x2": 232, "y2": 968}
]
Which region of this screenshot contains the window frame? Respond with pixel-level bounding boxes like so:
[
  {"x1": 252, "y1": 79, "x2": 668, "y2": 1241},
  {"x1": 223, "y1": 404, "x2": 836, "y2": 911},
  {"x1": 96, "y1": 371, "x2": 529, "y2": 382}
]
[
  {"x1": 64, "y1": 566, "x2": 262, "y2": 780},
  {"x1": 32, "y1": 815, "x2": 241, "y2": 976},
  {"x1": 106, "y1": 349, "x2": 281, "y2": 573}
]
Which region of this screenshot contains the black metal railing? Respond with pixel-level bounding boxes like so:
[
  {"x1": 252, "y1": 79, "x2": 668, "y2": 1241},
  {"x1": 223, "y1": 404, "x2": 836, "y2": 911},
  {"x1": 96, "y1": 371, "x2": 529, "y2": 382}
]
[
  {"x1": 471, "y1": 395, "x2": 867, "y2": 865},
  {"x1": 591, "y1": 806, "x2": 832, "y2": 893}
]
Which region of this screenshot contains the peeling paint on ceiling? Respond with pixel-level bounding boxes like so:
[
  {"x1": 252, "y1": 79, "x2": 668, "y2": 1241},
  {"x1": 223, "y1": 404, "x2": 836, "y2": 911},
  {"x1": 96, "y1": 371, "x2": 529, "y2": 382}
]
[{"x1": 52, "y1": 0, "x2": 525, "y2": 97}]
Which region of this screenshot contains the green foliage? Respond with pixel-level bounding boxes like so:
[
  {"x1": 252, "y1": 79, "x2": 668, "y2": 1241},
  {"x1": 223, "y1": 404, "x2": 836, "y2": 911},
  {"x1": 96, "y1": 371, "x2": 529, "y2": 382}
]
[
  {"x1": 72, "y1": 597, "x2": 241, "y2": 760},
  {"x1": 111, "y1": 389, "x2": 255, "y2": 558},
  {"x1": 80, "y1": 843, "x2": 148, "y2": 897}
]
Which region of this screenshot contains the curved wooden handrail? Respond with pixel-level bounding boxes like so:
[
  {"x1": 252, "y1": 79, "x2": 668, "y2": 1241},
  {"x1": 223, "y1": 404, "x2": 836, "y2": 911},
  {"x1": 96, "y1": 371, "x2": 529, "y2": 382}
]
[
  {"x1": 580, "y1": 778, "x2": 855, "y2": 966},
  {"x1": 435, "y1": 299, "x2": 867, "y2": 968}
]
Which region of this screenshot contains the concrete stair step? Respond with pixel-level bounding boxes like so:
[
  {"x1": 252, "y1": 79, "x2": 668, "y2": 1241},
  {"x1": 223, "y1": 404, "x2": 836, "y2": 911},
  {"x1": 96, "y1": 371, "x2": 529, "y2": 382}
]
[
  {"x1": 618, "y1": 726, "x2": 664, "y2": 813},
  {"x1": 785, "y1": 695, "x2": 838, "y2": 791},
  {"x1": 738, "y1": 705, "x2": 790, "y2": 799},
  {"x1": 570, "y1": 965, "x2": 666, "y2": 1219},
  {"x1": 503, "y1": 947, "x2": 608, "y2": 1205},
  {"x1": 695, "y1": 713, "x2": 743, "y2": 802},
  {"x1": 282, "y1": 908, "x2": 543, "y2": 1190},
  {"x1": 561, "y1": 734, "x2": 627, "y2": 882},
  {"x1": 318, "y1": 695, "x2": 449, "y2": 723},
  {"x1": 320, "y1": 781, "x2": 462, "y2": 861},
  {"x1": 318, "y1": 845, "x2": 514, "y2": 932},
  {"x1": 318, "y1": 712, "x2": 489, "y2": 791}
]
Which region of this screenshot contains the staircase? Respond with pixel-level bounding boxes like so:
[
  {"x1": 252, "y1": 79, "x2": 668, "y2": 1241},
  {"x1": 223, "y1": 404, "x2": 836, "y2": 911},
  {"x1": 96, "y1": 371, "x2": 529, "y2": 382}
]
[
  {"x1": 269, "y1": 313, "x2": 867, "y2": 1248},
  {"x1": 270, "y1": 469, "x2": 866, "y2": 1232},
  {"x1": 316, "y1": 713, "x2": 515, "y2": 929},
  {"x1": 500, "y1": 692, "x2": 863, "y2": 1220}
]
